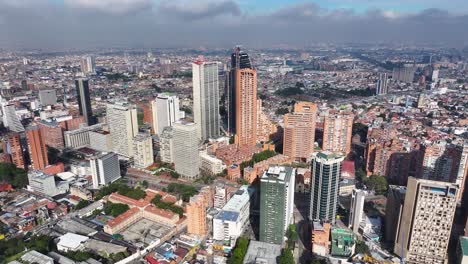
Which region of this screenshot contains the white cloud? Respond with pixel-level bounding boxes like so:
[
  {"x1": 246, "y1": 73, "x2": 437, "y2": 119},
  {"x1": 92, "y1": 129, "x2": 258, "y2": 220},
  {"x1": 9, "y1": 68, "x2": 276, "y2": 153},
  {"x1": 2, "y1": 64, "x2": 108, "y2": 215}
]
[{"x1": 64, "y1": 0, "x2": 153, "y2": 14}]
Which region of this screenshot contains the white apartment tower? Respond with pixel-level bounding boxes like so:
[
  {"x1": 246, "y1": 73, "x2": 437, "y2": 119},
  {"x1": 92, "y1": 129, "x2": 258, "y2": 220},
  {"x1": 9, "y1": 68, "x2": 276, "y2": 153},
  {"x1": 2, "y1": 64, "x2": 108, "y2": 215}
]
[
  {"x1": 106, "y1": 101, "x2": 138, "y2": 157},
  {"x1": 90, "y1": 152, "x2": 121, "y2": 189},
  {"x1": 151, "y1": 94, "x2": 180, "y2": 135},
  {"x1": 133, "y1": 133, "x2": 154, "y2": 168},
  {"x1": 192, "y1": 60, "x2": 220, "y2": 140},
  {"x1": 173, "y1": 121, "x2": 199, "y2": 179},
  {"x1": 349, "y1": 189, "x2": 366, "y2": 234}
]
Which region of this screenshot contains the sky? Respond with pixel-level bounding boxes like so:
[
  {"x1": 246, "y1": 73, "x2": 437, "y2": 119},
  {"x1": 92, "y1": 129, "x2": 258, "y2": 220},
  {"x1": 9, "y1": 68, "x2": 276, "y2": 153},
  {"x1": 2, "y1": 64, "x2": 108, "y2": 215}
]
[{"x1": 1, "y1": 0, "x2": 468, "y2": 50}]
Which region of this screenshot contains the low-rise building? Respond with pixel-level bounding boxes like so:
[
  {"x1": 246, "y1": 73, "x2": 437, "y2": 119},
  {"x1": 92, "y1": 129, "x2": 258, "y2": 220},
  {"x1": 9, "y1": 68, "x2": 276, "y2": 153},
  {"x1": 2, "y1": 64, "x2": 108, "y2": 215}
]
[
  {"x1": 27, "y1": 170, "x2": 69, "y2": 197},
  {"x1": 200, "y1": 151, "x2": 226, "y2": 175},
  {"x1": 57, "y1": 233, "x2": 89, "y2": 252},
  {"x1": 330, "y1": 228, "x2": 355, "y2": 258},
  {"x1": 312, "y1": 221, "x2": 331, "y2": 257},
  {"x1": 243, "y1": 240, "x2": 282, "y2": 264}
]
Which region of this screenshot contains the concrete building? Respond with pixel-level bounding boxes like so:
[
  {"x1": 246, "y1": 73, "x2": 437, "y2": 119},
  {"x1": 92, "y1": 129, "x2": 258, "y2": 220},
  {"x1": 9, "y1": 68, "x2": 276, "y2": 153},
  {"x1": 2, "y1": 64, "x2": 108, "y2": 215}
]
[
  {"x1": 214, "y1": 185, "x2": 228, "y2": 209},
  {"x1": 89, "y1": 130, "x2": 112, "y2": 152},
  {"x1": 186, "y1": 194, "x2": 207, "y2": 236},
  {"x1": 37, "y1": 120, "x2": 64, "y2": 149},
  {"x1": 234, "y1": 67, "x2": 257, "y2": 147},
  {"x1": 151, "y1": 94, "x2": 180, "y2": 135},
  {"x1": 213, "y1": 186, "x2": 254, "y2": 243},
  {"x1": 330, "y1": 228, "x2": 355, "y2": 258},
  {"x1": 107, "y1": 101, "x2": 138, "y2": 157},
  {"x1": 200, "y1": 151, "x2": 226, "y2": 175},
  {"x1": 75, "y1": 79, "x2": 95, "y2": 125},
  {"x1": 256, "y1": 99, "x2": 277, "y2": 143},
  {"x1": 283, "y1": 102, "x2": 317, "y2": 162},
  {"x1": 28, "y1": 170, "x2": 69, "y2": 197},
  {"x1": 192, "y1": 60, "x2": 220, "y2": 140},
  {"x1": 21, "y1": 250, "x2": 54, "y2": 264},
  {"x1": 1, "y1": 103, "x2": 24, "y2": 132},
  {"x1": 5, "y1": 133, "x2": 25, "y2": 169},
  {"x1": 39, "y1": 89, "x2": 57, "y2": 106},
  {"x1": 243, "y1": 241, "x2": 282, "y2": 264},
  {"x1": 64, "y1": 123, "x2": 104, "y2": 149},
  {"x1": 89, "y1": 152, "x2": 121, "y2": 189},
  {"x1": 57, "y1": 233, "x2": 89, "y2": 252},
  {"x1": 349, "y1": 189, "x2": 366, "y2": 234},
  {"x1": 385, "y1": 185, "x2": 406, "y2": 245},
  {"x1": 173, "y1": 121, "x2": 199, "y2": 179},
  {"x1": 26, "y1": 126, "x2": 49, "y2": 170},
  {"x1": 394, "y1": 177, "x2": 458, "y2": 264},
  {"x1": 159, "y1": 126, "x2": 174, "y2": 163},
  {"x1": 133, "y1": 133, "x2": 154, "y2": 168},
  {"x1": 259, "y1": 166, "x2": 295, "y2": 244},
  {"x1": 310, "y1": 151, "x2": 344, "y2": 223},
  {"x1": 392, "y1": 66, "x2": 416, "y2": 83},
  {"x1": 322, "y1": 112, "x2": 353, "y2": 156},
  {"x1": 311, "y1": 221, "x2": 331, "y2": 257}
]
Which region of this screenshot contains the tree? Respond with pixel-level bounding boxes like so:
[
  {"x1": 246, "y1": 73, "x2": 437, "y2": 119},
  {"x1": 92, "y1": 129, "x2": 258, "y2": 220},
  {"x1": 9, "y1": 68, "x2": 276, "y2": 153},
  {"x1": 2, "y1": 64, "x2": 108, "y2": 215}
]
[
  {"x1": 286, "y1": 224, "x2": 299, "y2": 249},
  {"x1": 275, "y1": 107, "x2": 290, "y2": 116},
  {"x1": 0, "y1": 163, "x2": 28, "y2": 188},
  {"x1": 228, "y1": 237, "x2": 249, "y2": 264},
  {"x1": 75, "y1": 200, "x2": 90, "y2": 210},
  {"x1": 141, "y1": 180, "x2": 149, "y2": 188},
  {"x1": 278, "y1": 249, "x2": 294, "y2": 264},
  {"x1": 365, "y1": 175, "x2": 388, "y2": 195},
  {"x1": 104, "y1": 202, "x2": 130, "y2": 217},
  {"x1": 355, "y1": 240, "x2": 370, "y2": 255}
]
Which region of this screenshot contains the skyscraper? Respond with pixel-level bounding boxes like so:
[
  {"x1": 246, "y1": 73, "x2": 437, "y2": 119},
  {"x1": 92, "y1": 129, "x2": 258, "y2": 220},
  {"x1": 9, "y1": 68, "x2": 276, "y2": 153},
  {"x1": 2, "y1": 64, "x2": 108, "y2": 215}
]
[
  {"x1": 26, "y1": 126, "x2": 49, "y2": 170},
  {"x1": 322, "y1": 112, "x2": 354, "y2": 156},
  {"x1": 310, "y1": 151, "x2": 344, "y2": 223},
  {"x1": 81, "y1": 56, "x2": 96, "y2": 74},
  {"x1": 106, "y1": 101, "x2": 138, "y2": 158},
  {"x1": 75, "y1": 79, "x2": 95, "y2": 125},
  {"x1": 259, "y1": 166, "x2": 295, "y2": 244},
  {"x1": 89, "y1": 152, "x2": 121, "y2": 189},
  {"x1": 151, "y1": 94, "x2": 180, "y2": 135},
  {"x1": 227, "y1": 47, "x2": 253, "y2": 135},
  {"x1": 172, "y1": 121, "x2": 199, "y2": 179},
  {"x1": 376, "y1": 73, "x2": 388, "y2": 95},
  {"x1": 283, "y1": 102, "x2": 317, "y2": 162},
  {"x1": 1, "y1": 103, "x2": 24, "y2": 133},
  {"x1": 349, "y1": 189, "x2": 366, "y2": 234},
  {"x1": 234, "y1": 67, "x2": 257, "y2": 147},
  {"x1": 159, "y1": 126, "x2": 174, "y2": 163},
  {"x1": 394, "y1": 177, "x2": 458, "y2": 264},
  {"x1": 192, "y1": 60, "x2": 220, "y2": 141}
]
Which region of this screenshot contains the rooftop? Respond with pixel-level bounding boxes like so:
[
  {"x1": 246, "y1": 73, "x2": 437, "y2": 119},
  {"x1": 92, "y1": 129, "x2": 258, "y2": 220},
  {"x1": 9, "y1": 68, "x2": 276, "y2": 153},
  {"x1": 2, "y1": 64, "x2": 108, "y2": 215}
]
[
  {"x1": 243, "y1": 241, "x2": 282, "y2": 264},
  {"x1": 261, "y1": 166, "x2": 294, "y2": 182},
  {"x1": 460, "y1": 236, "x2": 468, "y2": 256}
]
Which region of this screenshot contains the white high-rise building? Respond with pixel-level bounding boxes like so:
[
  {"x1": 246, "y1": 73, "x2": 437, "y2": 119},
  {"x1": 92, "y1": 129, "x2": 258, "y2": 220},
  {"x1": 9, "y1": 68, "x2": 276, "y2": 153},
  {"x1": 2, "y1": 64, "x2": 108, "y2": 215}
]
[
  {"x1": 106, "y1": 101, "x2": 138, "y2": 157},
  {"x1": 81, "y1": 56, "x2": 96, "y2": 74},
  {"x1": 173, "y1": 121, "x2": 199, "y2": 179},
  {"x1": 151, "y1": 94, "x2": 180, "y2": 135},
  {"x1": 133, "y1": 133, "x2": 154, "y2": 168},
  {"x1": 90, "y1": 152, "x2": 121, "y2": 189},
  {"x1": 349, "y1": 189, "x2": 366, "y2": 234},
  {"x1": 1, "y1": 103, "x2": 24, "y2": 132},
  {"x1": 159, "y1": 126, "x2": 174, "y2": 163},
  {"x1": 192, "y1": 61, "x2": 220, "y2": 140}
]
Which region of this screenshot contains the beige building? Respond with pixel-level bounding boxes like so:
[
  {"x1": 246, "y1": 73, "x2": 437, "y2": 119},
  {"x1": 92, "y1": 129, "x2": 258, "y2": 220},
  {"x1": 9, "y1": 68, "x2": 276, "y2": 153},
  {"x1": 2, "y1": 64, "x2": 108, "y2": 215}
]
[
  {"x1": 173, "y1": 121, "x2": 199, "y2": 179},
  {"x1": 186, "y1": 195, "x2": 207, "y2": 236},
  {"x1": 283, "y1": 102, "x2": 317, "y2": 162},
  {"x1": 133, "y1": 133, "x2": 154, "y2": 168},
  {"x1": 199, "y1": 151, "x2": 226, "y2": 175},
  {"x1": 322, "y1": 112, "x2": 353, "y2": 156},
  {"x1": 394, "y1": 177, "x2": 458, "y2": 264},
  {"x1": 256, "y1": 99, "x2": 277, "y2": 143}
]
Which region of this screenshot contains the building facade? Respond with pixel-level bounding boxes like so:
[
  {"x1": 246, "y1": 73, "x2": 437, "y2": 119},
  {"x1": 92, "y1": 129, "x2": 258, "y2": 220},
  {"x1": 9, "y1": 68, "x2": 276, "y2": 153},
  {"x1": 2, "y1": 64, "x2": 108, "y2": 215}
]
[
  {"x1": 159, "y1": 126, "x2": 174, "y2": 163},
  {"x1": 322, "y1": 112, "x2": 353, "y2": 156},
  {"x1": 26, "y1": 126, "x2": 49, "y2": 170},
  {"x1": 192, "y1": 60, "x2": 220, "y2": 141},
  {"x1": 394, "y1": 177, "x2": 458, "y2": 264},
  {"x1": 310, "y1": 152, "x2": 344, "y2": 223},
  {"x1": 89, "y1": 152, "x2": 121, "y2": 189},
  {"x1": 173, "y1": 121, "x2": 199, "y2": 179},
  {"x1": 151, "y1": 94, "x2": 180, "y2": 135},
  {"x1": 259, "y1": 166, "x2": 295, "y2": 244},
  {"x1": 106, "y1": 101, "x2": 138, "y2": 158},
  {"x1": 133, "y1": 133, "x2": 154, "y2": 168},
  {"x1": 75, "y1": 79, "x2": 95, "y2": 126},
  {"x1": 349, "y1": 189, "x2": 366, "y2": 234}
]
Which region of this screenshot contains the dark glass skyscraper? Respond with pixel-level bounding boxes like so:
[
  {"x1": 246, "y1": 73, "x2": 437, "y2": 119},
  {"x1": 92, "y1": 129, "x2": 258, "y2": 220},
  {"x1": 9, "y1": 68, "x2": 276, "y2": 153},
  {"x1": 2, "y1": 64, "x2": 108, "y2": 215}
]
[
  {"x1": 75, "y1": 79, "x2": 95, "y2": 125},
  {"x1": 226, "y1": 46, "x2": 253, "y2": 134}
]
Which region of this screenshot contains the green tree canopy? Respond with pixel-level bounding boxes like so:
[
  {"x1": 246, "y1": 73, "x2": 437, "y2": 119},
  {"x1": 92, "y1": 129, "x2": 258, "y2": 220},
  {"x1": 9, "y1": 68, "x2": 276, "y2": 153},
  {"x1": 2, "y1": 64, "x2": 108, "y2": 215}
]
[
  {"x1": 228, "y1": 237, "x2": 249, "y2": 264},
  {"x1": 278, "y1": 249, "x2": 294, "y2": 264},
  {"x1": 365, "y1": 175, "x2": 388, "y2": 195},
  {"x1": 0, "y1": 163, "x2": 28, "y2": 188}
]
